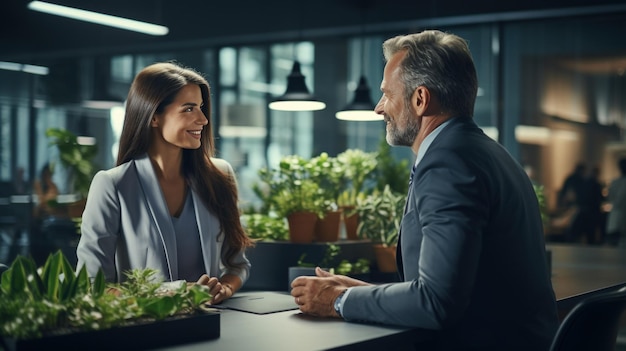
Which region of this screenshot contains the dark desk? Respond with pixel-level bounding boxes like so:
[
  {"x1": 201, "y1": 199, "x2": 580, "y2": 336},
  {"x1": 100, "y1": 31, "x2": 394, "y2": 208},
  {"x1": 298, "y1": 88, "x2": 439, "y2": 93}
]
[
  {"x1": 159, "y1": 291, "x2": 428, "y2": 350},
  {"x1": 548, "y1": 243, "x2": 626, "y2": 300},
  {"x1": 548, "y1": 243, "x2": 626, "y2": 319},
  {"x1": 158, "y1": 244, "x2": 625, "y2": 350}
]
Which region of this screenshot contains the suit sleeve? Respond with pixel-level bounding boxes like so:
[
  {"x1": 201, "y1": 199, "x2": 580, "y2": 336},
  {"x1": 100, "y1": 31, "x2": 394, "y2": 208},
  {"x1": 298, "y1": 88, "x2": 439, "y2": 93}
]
[
  {"x1": 76, "y1": 170, "x2": 121, "y2": 282},
  {"x1": 342, "y1": 148, "x2": 489, "y2": 329}
]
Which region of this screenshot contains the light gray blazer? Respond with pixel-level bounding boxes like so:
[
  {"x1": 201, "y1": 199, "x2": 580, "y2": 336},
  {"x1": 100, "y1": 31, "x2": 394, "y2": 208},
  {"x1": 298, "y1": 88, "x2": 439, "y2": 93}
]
[{"x1": 76, "y1": 153, "x2": 250, "y2": 284}]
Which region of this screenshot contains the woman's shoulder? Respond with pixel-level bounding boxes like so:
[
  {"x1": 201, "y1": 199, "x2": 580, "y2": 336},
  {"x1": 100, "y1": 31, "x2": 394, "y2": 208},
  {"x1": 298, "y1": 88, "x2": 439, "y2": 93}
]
[
  {"x1": 94, "y1": 161, "x2": 136, "y2": 183},
  {"x1": 210, "y1": 158, "x2": 234, "y2": 174}
]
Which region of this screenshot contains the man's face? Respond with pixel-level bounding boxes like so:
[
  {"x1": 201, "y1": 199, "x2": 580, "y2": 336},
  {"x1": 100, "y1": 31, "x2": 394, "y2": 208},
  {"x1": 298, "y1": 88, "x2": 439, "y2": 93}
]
[{"x1": 375, "y1": 50, "x2": 419, "y2": 147}]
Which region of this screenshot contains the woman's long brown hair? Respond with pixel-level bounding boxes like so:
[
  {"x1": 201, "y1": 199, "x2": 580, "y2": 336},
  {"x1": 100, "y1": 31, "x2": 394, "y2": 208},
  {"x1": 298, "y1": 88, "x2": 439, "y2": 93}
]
[{"x1": 116, "y1": 61, "x2": 253, "y2": 269}]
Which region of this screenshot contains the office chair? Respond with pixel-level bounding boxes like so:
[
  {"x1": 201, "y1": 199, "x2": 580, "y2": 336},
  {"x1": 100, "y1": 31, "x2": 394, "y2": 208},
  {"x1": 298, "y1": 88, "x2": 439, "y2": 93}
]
[{"x1": 549, "y1": 286, "x2": 626, "y2": 351}]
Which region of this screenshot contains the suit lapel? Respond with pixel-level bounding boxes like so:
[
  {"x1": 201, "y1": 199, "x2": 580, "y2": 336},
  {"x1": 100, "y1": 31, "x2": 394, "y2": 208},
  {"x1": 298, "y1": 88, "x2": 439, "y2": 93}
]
[
  {"x1": 191, "y1": 190, "x2": 219, "y2": 275},
  {"x1": 134, "y1": 154, "x2": 178, "y2": 280}
]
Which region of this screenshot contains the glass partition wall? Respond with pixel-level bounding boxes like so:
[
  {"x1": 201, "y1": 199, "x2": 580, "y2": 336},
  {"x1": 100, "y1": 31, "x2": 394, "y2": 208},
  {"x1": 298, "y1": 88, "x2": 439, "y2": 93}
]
[{"x1": 1, "y1": 9, "x2": 626, "y2": 264}]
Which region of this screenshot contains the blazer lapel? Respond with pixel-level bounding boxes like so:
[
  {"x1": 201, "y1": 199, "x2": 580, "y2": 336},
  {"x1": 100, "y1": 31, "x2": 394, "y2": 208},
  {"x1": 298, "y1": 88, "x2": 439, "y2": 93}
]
[
  {"x1": 134, "y1": 154, "x2": 178, "y2": 280},
  {"x1": 191, "y1": 191, "x2": 220, "y2": 275}
]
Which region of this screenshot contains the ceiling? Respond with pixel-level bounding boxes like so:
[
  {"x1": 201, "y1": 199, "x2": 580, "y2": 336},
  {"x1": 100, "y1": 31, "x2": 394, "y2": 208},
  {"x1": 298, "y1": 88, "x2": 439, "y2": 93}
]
[{"x1": 4, "y1": 0, "x2": 626, "y2": 64}]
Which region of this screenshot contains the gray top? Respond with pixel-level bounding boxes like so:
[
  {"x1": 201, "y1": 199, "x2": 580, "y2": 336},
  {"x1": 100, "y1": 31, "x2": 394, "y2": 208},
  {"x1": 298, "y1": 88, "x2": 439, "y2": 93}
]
[{"x1": 172, "y1": 190, "x2": 204, "y2": 282}]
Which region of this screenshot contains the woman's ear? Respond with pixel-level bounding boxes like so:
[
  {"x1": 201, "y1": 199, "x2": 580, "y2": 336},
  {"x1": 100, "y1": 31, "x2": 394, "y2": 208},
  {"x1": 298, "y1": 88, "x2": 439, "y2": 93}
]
[{"x1": 150, "y1": 115, "x2": 159, "y2": 127}]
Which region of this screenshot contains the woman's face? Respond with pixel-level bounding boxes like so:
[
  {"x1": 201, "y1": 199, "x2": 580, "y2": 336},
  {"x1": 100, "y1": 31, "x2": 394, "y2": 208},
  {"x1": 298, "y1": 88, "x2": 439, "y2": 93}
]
[{"x1": 150, "y1": 84, "x2": 208, "y2": 151}]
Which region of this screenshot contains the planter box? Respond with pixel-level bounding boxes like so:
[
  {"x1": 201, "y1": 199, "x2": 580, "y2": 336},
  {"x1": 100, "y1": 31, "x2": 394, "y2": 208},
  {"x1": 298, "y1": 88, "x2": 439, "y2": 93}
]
[
  {"x1": 244, "y1": 241, "x2": 376, "y2": 291},
  {"x1": 2, "y1": 311, "x2": 220, "y2": 351}
]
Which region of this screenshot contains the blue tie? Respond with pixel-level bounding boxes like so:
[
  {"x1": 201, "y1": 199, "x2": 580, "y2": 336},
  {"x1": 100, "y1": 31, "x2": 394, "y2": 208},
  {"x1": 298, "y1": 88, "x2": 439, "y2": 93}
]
[{"x1": 409, "y1": 164, "x2": 417, "y2": 187}]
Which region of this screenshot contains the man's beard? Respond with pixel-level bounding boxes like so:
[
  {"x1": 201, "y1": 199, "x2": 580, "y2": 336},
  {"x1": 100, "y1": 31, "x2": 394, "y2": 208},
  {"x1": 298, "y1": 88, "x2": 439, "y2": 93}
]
[{"x1": 386, "y1": 109, "x2": 419, "y2": 147}]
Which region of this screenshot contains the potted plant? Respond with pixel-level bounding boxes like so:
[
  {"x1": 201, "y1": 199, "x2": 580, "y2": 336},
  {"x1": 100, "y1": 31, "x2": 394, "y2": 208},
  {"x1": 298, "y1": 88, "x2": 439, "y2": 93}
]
[
  {"x1": 45, "y1": 128, "x2": 98, "y2": 219},
  {"x1": 355, "y1": 185, "x2": 405, "y2": 272},
  {"x1": 0, "y1": 251, "x2": 218, "y2": 350},
  {"x1": 288, "y1": 244, "x2": 371, "y2": 290},
  {"x1": 308, "y1": 152, "x2": 345, "y2": 242},
  {"x1": 240, "y1": 213, "x2": 289, "y2": 242},
  {"x1": 374, "y1": 136, "x2": 410, "y2": 195},
  {"x1": 336, "y1": 149, "x2": 379, "y2": 240},
  {"x1": 253, "y1": 155, "x2": 326, "y2": 243}
]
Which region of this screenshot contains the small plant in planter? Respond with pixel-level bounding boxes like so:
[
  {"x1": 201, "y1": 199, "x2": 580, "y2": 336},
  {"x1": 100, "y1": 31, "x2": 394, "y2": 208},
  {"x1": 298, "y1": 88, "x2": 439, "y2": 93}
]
[
  {"x1": 45, "y1": 128, "x2": 98, "y2": 200},
  {"x1": 355, "y1": 185, "x2": 405, "y2": 272},
  {"x1": 296, "y1": 243, "x2": 342, "y2": 270},
  {"x1": 288, "y1": 244, "x2": 371, "y2": 290},
  {"x1": 336, "y1": 149, "x2": 378, "y2": 240},
  {"x1": 336, "y1": 149, "x2": 379, "y2": 208},
  {"x1": 356, "y1": 185, "x2": 405, "y2": 247},
  {"x1": 241, "y1": 213, "x2": 289, "y2": 241},
  {"x1": 252, "y1": 155, "x2": 327, "y2": 243},
  {"x1": 0, "y1": 251, "x2": 216, "y2": 349}
]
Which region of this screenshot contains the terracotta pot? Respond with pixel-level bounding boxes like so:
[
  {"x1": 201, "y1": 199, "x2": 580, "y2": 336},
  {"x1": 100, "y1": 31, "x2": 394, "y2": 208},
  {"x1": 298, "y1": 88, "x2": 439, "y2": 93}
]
[
  {"x1": 341, "y1": 206, "x2": 359, "y2": 240},
  {"x1": 286, "y1": 211, "x2": 318, "y2": 243},
  {"x1": 373, "y1": 244, "x2": 397, "y2": 273},
  {"x1": 314, "y1": 210, "x2": 341, "y2": 242}
]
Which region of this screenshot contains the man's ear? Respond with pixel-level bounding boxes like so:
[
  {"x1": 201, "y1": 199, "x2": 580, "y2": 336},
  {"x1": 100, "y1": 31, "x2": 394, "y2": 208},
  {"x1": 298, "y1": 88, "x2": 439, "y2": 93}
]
[{"x1": 411, "y1": 86, "x2": 430, "y2": 116}]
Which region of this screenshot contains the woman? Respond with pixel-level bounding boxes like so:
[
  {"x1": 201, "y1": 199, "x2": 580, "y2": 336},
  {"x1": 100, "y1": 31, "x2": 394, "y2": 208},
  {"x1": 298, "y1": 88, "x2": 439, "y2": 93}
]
[{"x1": 76, "y1": 61, "x2": 253, "y2": 304}]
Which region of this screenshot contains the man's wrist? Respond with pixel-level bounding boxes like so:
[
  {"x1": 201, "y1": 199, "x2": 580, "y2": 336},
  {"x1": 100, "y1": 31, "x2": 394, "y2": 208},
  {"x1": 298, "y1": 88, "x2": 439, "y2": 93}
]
[{"x1": 333, "y1": 289, "x2": 347, "y2": 318}]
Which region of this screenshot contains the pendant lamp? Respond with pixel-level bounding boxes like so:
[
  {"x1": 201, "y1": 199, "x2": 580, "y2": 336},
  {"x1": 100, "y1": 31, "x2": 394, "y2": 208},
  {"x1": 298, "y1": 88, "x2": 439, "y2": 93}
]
[
  {"x1": 268, "y1": 61, "x2": 326, "y2": 112},
  {"x1": 335, "y1": 75, "x2": 381, "y2": 121},
  {"x1": 335, "y1": 37, "x2": 382, "y2": 121}
]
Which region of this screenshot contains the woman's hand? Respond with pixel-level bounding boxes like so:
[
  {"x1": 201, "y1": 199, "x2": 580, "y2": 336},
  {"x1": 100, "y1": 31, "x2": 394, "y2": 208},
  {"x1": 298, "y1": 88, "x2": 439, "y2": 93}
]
[{"x1": 196, "y1": 274, "x2": 234, "y2": 304}]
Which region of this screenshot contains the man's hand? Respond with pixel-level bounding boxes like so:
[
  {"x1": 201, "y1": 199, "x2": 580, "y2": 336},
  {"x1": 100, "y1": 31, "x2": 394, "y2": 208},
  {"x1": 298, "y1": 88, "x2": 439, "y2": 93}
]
[{"x1": 290, "y1": 267, "x2": 371, "y2": 318}]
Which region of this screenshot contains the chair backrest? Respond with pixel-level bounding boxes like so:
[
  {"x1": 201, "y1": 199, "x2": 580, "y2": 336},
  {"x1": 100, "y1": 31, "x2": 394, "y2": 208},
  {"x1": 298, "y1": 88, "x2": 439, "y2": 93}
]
[{"x1": 550, "y1": 286, "x2": 626, "y2": 351}]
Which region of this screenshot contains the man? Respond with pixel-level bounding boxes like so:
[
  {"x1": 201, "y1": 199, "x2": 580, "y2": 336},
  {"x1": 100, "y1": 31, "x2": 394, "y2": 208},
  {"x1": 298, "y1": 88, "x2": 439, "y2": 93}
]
[{"x1": 290, "y1": 30, "x2": 558, "y2": 350}]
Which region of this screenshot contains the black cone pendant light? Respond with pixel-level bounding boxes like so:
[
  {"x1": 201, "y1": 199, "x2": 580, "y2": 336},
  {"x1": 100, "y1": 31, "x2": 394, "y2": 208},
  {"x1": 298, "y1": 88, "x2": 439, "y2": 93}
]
[
  {"x1": 335, "y1": 75, "x2": 381, "y2": 121},
  {"x1": 268, "y1": 61, "x2": 326, "y2": 112}
]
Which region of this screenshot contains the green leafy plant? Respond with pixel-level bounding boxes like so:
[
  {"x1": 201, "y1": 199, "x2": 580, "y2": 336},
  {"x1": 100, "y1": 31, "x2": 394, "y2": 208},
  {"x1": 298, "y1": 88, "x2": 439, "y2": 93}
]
[
  {"x1": 46, "y1": 128, "x2": 98, "y2": 199},
  {"x1": 307, "y1": 152, "x2": 345, "y2": 208},
  {"x1": 374, "y1": 136, "x2": 410, "y2": 195},
  {"x1": 336, "y1": 149, "x2": 378, "y2": 207},
  {"x1": 355, "y1": 185, "x2": 406, "y2": 247},
  {"x1": 334, "y1": 258, "x2": 371, "y2": 276},
  {"x1": 0, "y1": 251, "x2": 212, "y2": 342},
  {"x1": 297, "y1": 243, "x2": 341, "y2": 269},
  {"x1": 297, "y1": 243, "x2": 370, "y2": 275},
  {"x1": 241, "y1": 213, "x2": 289, "y2": 241},
  {"x1": 252, "y1": 155, "x2": 327, "y2": 219}
]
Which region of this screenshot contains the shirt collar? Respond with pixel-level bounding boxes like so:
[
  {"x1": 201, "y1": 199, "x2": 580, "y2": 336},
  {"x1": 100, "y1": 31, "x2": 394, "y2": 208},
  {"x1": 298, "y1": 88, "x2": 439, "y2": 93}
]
[{"x1": 414, "y1": 119, "x2": 453, "y2": 167}]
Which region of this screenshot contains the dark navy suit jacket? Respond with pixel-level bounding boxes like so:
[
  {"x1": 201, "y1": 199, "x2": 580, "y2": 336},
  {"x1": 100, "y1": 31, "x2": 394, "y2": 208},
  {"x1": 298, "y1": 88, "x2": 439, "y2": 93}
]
[{"x1": 344, "y1": 118, "x2": 558, "y2": 350}]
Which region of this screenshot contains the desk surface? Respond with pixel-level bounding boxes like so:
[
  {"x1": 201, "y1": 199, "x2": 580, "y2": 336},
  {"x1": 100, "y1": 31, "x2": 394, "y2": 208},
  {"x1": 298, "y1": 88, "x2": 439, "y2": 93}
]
[
  {"x1": 548, "y1": 243, "x2": 626, "y2": 300},
  {"x1": 158, "y1": 244, "x2": 625, "y2": 350},
  {"x1": 158, "y1": 292, "x2": 427, "y2": 351}
]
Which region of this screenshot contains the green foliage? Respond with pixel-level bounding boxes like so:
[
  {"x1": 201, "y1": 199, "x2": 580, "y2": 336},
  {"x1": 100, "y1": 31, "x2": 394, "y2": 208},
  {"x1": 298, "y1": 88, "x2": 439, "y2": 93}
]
[
  {"x1": 46, "y1": 128, "x2": 98, "y2": 199},
  {"x1": 0, "y1": 251, "x2": 212, "y2": 341},
  {"x1": 241, "y1": 213, "x2": 289, "y2": 241},
  {"x1": 307, "y1": 152, "x2": 345, "y2": 207},
  {"x1": 334, "y1": 258, "x2": 371, "y2": 275},
  {"x1": 252, "y1": 155, "x2": 327, "y2": 218},
  {"x1": 374, "y1": 136, "x2": 410, "y2": 195},
  {"x1": 297, "y1": 243, "x2": 341, "y2": 268},
  {"x1": 336, "y1": 149, "x2": 379, "y2": 207},
  {"x1": 297, "y1": 244, "x2": 370, "y2": 275},
  {"x1": 355, "y1": 185, "x2": 405, "y2": 247}
]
